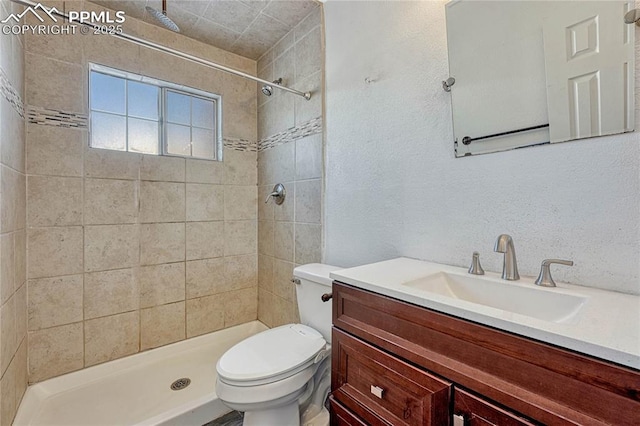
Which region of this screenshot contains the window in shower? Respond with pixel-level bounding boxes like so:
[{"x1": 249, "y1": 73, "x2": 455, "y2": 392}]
[{"x1": 89, "y1": 63, "x2": 222, "y2": 161}]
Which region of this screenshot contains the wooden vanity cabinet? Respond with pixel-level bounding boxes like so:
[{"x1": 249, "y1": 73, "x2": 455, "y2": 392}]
[{"x1": 330, "y1": 282, "x2": 640, "y2": 426}]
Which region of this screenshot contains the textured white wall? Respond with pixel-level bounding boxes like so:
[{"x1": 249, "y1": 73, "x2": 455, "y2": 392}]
[{"x1": 323, "y1": 1, "x2": 640, "y2": 295}]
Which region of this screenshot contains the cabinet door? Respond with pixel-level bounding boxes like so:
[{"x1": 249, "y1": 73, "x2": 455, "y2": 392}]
[
  {"x1": 329, "y1": 396, "x2": 370, "y2": 426},
  {"x1": 332, "y1": 328, "x2": 451, "y2": 426},
  {"x1": 454, "y1": 388, "x2": 537, "y2": 426}
]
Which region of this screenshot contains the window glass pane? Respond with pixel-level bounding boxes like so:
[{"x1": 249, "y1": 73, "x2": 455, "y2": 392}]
[
  {"x1": 166, "y1": 91, "x2": 191, "y2": 125},
  {"x1": 166, "y1": 123, "x2": 191, "y2": 156},
  {"x1": 128, "y1": 81, "x2": 159, "y2": 120},
  {"x1": 90, "y1": 72, "x2": 126, "y2": 114},
  {"x1": 192, "y1": 128, "x2": 214, "y2": 159},
  {"x1": 192, "y1": 97, "x2": 214, "y2": 129},
  {"x1": 128, "y1": 118, "x2": 159, "y2": 154},
  {"x1": 91, "y1": 112, "x2": 126, "y2": 151}
]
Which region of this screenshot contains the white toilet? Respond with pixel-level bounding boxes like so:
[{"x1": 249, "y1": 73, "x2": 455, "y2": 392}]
[{"x1": 215, "y1": 264, "x2": 341, "y2": 426}]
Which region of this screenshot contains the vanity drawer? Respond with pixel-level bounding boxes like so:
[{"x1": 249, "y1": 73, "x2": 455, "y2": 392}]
[
  {"x1": 329, "y1": 396, "x2": 369, "y2": 426},
  {"x1": 331, "y1": 328, "x2": 451, "y2": 426}
]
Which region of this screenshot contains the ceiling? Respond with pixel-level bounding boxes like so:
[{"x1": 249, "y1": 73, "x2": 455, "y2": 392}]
[{"x1": 90, "y1": 0, "x2": 320, "y2": 60}]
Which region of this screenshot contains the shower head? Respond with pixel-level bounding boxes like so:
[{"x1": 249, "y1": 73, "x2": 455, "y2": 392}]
[
  {"x1": 624, "y1": 9, "x2": 640, "y2": 26},
  {"x1": 146, "y1": 0, "x2": 180, "y2": 32},
  {"x1": 261, "y1": 78, "x2": 283, "y2": 97}
]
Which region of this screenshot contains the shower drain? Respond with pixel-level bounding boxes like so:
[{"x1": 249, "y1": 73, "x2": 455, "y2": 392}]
[{"x1": 170, "y1": 378, "x2": 191, "y2": 391}]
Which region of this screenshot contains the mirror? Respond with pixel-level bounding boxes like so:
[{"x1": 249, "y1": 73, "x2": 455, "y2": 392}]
[{"x1": 446, "y1": 1, "x2": 635, "y2": 157}]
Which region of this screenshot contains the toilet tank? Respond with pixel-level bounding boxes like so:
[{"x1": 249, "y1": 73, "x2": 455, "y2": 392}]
[{"x1": 293, "y1": 264, "x2": 342, "y2": 343}]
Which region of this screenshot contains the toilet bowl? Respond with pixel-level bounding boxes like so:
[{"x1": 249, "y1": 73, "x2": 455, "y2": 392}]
[{"x1": 215, "y1": 264, "x2": 341, "y2": 426}]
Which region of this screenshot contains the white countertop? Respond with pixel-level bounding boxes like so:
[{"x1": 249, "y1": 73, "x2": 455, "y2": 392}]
[{"x1": 330, "y1": 258, "x2": 640, "y2": 370}]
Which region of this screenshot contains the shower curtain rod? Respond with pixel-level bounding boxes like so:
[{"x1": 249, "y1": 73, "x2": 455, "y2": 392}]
[{"x1": 10, "y1": 0, "x2": 312, "y2": 100}]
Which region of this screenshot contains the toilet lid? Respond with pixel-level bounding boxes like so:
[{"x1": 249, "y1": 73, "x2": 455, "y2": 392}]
[{"x1": 216, "y1": 324, "x2": 327, "y2": 383}]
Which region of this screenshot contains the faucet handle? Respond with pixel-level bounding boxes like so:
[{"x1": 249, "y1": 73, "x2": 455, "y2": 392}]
[
  {"x1": 468, "y1": 251, "x2": 485, "y2": 275},
  {"x1": 535, "y1": 259, "x2": 574, "y2": 287}
]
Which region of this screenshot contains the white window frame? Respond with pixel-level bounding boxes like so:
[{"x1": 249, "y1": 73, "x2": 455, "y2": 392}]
[{"x1": 88, "y1": 63, "x2": 223, "y2": 161}]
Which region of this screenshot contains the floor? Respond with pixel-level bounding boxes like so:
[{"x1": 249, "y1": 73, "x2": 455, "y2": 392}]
[{"x1": 204, "y1": 410, "x2": 243, "y2": 426}]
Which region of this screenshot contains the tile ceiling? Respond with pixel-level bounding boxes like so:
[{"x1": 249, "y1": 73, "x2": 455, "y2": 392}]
[{"x1": 90, "y1": 0, "x2": 320, "y2": 60}]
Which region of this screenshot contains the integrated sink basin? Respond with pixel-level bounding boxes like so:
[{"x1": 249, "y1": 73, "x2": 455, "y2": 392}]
[{"x1": 402, "y1": 272, "x2": 588, "y2": 323}]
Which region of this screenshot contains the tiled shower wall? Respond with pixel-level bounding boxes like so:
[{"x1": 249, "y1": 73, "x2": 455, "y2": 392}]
[
  {"x1": 256, "y1": 7, "x2": 324, "y2": 326},
  {"x1": 0, "y1": 0, "x2": 28, "y2": 423},
  {"x1": 24, "y1": 1, "x2": 258, "y2": 383}
]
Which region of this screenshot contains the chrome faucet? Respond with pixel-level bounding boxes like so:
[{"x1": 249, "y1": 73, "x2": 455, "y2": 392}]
[{"x1": 494, "y1": 234, "x2": 520, "y2": 280}]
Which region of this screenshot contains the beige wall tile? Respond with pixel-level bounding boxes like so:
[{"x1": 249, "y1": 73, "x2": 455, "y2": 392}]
[
  {"x1": 224, "y1": 220, "x2": 257, "y2": 256},
  {"x1": 27, "y1": 176, "x2": 82, "y2": 227},
  {"x1": 273, "y1": 259, "x2": 295, "y2": 302},
  {"x1": 186, "y1": 258, "x2": 225, "y2": 299},
  {"x1": 295, "y1": 27, "x2": 322, "y2": 82},
  {"x1": 15, "y1": 282, "x2": 27, "y2": 344},
  {"x1": 257, "y1": 289, "x2": 274, "y2": 327},
  {"x1": 258, "y1": 185, "x2": 274, "y2": 221},
  {"x1": 25, "y1": 24, "x2": 82, "y2": 64},
  {"x1": 0, "y1": 233, "x2": 14, "y2": 304},
  {"x1": 1, "y1": 97, "x2": 25, "y2": 174},
  {"x1": 1, "y1": 165, "x2": 26, "y2": 233},
  {"x1": 14, "y1": 230, "x2": 25, "y2": 290},
  {"x1": 224, "y1": 149, "x2": 257, "y2": 186},
  {"x1": 140, "y1": 223, "x2": 185, "y2": 265},
  {"x1": 295, "y1": 223, "x2": 322, "y2": 265},
  {"x1": 28, "y1": 322, "x2": 83, "y2": 382},
  {"x1": 258, "y1": 220, "x2": 274, "y2": 256},
  {"x1": 28, "y1": 275, "x2": 83, "y2": 331},
  {"x1": 294, "y1": 179, "x2": 322, "y2": 224},
  {"x1": 223, "y1": 287, "x2": 257, "y2": 327},
  {"x1": 258, "y1": 94, "x2": 294, "y2": 139},
  {"x1": 224, "y1": 186, "x2": 257, "y2": 220},
  {"x1": 84, "y1": 268, "x2": 138, "y2": 319},
  {"x1": 295, "y1": 133, "x2": 322, "y2": 180},
  {"x1": 139, "y1": 262, "x2": 185, "y2": 309},
  {"x1": 294, "y1": 71, "x2": 322, "y2": 126},
  {"x1": 83, "y1": 30, "x2": 141, "y2": 74},
  {"x1": 186, "y1": 295, "x2": 224, "y2": 338},
  {"x1": 0, "y1": 348, "x2": 16, "y2": 426},
  {"x1": 274, "y1": 221, "x2": 294, "y2": 261},
  {"x1": 140, "y1": 302, "x2": 185, "y2": 350},
  {"x1": 140, "y1": 154, "x2": 185, "y2": 182},
  {"x1": 28, "y1": 227, "x2": 83, "y2": 279},
  {"x1": 186, "y1": 184, "x2": 224, "y2": 221},
  {"x1": 84, "y1": 225, "x2": 139, "y2": 272},
  {"x1": 84, "y1": 311, "x2": 139, "y2": 366},
  {"x1": 274, "y1": 183, "x2": 294, "y2": 222},
  {"x1": 272, "y1": 295, "x2": 298, "y2": 327},
  {"x1": 258, "y1": 254, "x2": 274, "y2": 293},
  {"x1": 13, "y1": 340, "x2": 27, "y2": 419},
  {"x1": 26, "y1": 124, "x2": 83, "y2": 177},
  {"x1": 294, "y1": 5, "x2": 321, "y2": 41},
  {"x1": 186, "y1": 221, "x2": 224, "y2": 260},
  {"x1": 140, "y1": 181, "x2": 185, "y2": 223},
  {"x1": 224, "y1": 254, "x2": 257, "y2": 290},
  {"x1": 25, "y1": 53, "x2": 84, "y2": 112},
  {"x1": 186, "y1": 159, "x2": 224, "y2": 184},
  {"x1": 257, "y1": 142, "x2": 294, "y2": 185},
  {"x1": 84, "y1": 147, "x2": 140, "y2": 180},
  {"x1": 1, "y1": 295, "x2": 16, "y2": 375},
  {"x1": 84, "y1": 179, "x2": 138, "y2": 225},
  {"x1": 222, "y1": 76, "x2": 257, "y2": 142}
]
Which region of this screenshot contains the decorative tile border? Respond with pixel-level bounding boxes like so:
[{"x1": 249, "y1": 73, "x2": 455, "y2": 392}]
[
  {"x1": 224, "y1": 137, "x2": 256, "y2": 152},
  {"x1": 0, "y1": 68, "x2": 25, "y2": 118},
  {"x1": 26, "y1": 105, "x2": 258, "y2": 152},
  {"x1": 258, "y1": 117, "x2": 322, "y2": 152},
  {"x1": 27, "y1": 106, "x2": 88, "y2": 128}
]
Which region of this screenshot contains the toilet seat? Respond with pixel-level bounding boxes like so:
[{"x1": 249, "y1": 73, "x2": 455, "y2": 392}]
[{"x1": 216, "y1": 324, "x2": 328, "y2": 387}]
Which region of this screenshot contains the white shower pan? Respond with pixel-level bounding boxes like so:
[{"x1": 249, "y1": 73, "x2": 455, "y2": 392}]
[{"x1": 14, "y1": 321, "x2": 267, "y2": 426}]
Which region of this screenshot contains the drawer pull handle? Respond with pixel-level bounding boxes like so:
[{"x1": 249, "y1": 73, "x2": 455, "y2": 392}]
[{"x1": 370, "y1": 385, "x2": 384, "y2": 399}]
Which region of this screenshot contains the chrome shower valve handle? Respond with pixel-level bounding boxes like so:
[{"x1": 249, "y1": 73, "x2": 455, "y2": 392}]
[{"x1": 264, "y1": 183, "x2": 286, "y2": 205}]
